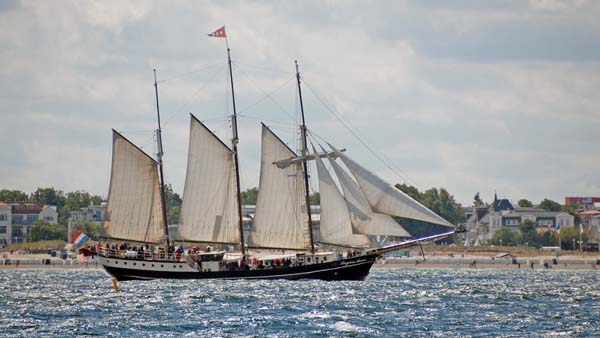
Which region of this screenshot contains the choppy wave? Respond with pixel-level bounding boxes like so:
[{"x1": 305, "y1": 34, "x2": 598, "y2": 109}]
[{"x1": 1, "y1": 269, "x2": 599, "y2": 337}]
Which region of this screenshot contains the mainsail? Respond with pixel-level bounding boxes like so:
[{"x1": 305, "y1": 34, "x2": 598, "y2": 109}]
[
  {"x1": 313, "y1": 146, "x2": 370, "y2": 247},
  {"x1": 103, "y1": 130, "x2": 166, "y2": 243},
  {"x1": 327, "y1": 150, "x2": 411, "y2": 237},
  {"x1": 331, "y1": 144, "x2": 454, "y2": 228},
  {"x1": 177, "y1": 115, "x2": 240, "y2": 244},
  {"x1": 250, "y1": 124, "x2": 311, "y2": 250}
]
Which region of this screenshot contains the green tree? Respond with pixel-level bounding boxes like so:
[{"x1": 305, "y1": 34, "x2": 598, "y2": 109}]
[
  {"x1": 518, "y1": 219, "x2": 540, "y2": 247},
  {"x1": 241, "y1": 187, "x2": 258, "y2": 205},
  {"x1": 60, "y1": 190, "x2": 105, "y2": 225},
  {"x1": 420, "y1": 188, "x2": 466, "y2": 225},
  {"x1": 309, "y1": 192, "x2": 320, "y2": 205},
  {"x1": 518, "y1": 199, "x2": 533, "y2": 208},
  {"x1": 538, "y1": 198, "x2": 561, "y2": 212},
  {"x1": 0, "y1": 189, "x2": 29, "y2": 201},
  {"x1": 395, "y1": 183, "x2": 421, "y2": 201},
  {"x1": 559, "y1": 227, "x2": 589, "y2": 250},
  {"x1": 394, "y1": 184, "x2": 465, "y2": 243},
  {"x1": 490, "y1": 227, "x2": 522, "y2": 246},
  {"x1": 30, "y1": 187, "x2": 66, "y2": 208},
  {"x1": 540, "y1": 231, "x2": 558, "y2": 247},
  {"x1": 164, "y1": 184, "x2": 182, "y2": 225},
  {"x1": 72, "y1": 220, "x2": 106, "y2": 240},
  {"x1": 29, "y1": 220, "x2": 67, "y2": 242},
  {"x1": 561, "y1": 204, "x2": 581, "y2": 224}
]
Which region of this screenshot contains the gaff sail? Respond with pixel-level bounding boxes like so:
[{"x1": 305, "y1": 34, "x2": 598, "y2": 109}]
[
  {"x1": 103, "y1": 130, "x2": 166, "y2": 243},
  {"x1": 177, "y1": 115, "x2": 240, "y2": 244}
]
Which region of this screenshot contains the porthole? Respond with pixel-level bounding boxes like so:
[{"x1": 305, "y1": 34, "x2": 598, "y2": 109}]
[
  {"x1": 179, "y1": 265, "x2": 183, "y2": 268},
  {"x1": 152, "y1": 264, "x2": 155, "y2": 267},
  {"x1": 115, "y1": 261, "x2": 118, "y2": 264},
  {"x1": 173, "y1": 265, "x2": 176, "y2": 268},
  {"x1": 142, "y1": 263, "x2": 146, "y2": 267},
  {"x1": 161, "y1": 265, "x2": 164, "y2": 268},
  {"x1": 124, "y1": 262, "x2": 127, "y2": 265},
  {"x1": 133, "y1": 263, "x2": 136, "y2": 266}
]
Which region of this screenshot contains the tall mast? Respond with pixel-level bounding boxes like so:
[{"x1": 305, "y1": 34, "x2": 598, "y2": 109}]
[
  {"x1": 295, "y1": 60, "x2": 316, "y2": 253},
  {"x1": 153, "y1": 69, "x2": 171, "y2": 247},
  {"x1": 226, "y1": 44, "x2": 246, "y2": 256}
]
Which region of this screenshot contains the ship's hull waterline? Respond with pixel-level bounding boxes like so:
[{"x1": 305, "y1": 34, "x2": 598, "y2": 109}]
[{"x1": 100, "y1": 254, "x2": 378, "y2": 282}]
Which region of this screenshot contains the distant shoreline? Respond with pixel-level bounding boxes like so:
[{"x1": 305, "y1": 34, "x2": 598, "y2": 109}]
[{"x1": 374, "y1": 257, "x2": 600, "y2": 271}]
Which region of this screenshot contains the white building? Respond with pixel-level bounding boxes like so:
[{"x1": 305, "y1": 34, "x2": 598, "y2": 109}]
[
  {"x1": 0, "y1": 201, "x2": 58, "y2": 247},
  {"x1": 67, "y1": 203, "x2": 106, "y2": 240},
  {"x1": 464, "y1": 198, "x2": 574, "y2": 245},
  {"x1": 580, "y1": 210, "x2": 600, "y2": 242}
]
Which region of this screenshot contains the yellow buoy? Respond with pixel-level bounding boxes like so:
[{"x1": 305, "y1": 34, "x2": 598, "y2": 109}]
[{"x1": 112, "y1": 277, "x2": 120, "y2": 292}]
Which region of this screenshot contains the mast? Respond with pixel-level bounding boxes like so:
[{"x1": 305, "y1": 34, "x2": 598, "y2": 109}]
[
  {"x1": 226, "y1": 43, "x2": 246, "y2": 256},
  {"x1": 295, "y1": 60, "x2": 316, "y2": 253},
  {"x1": 153, "y1": 69, "x2": 170, "y2": 247}
]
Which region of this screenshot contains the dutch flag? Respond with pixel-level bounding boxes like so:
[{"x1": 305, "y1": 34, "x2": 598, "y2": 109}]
[{"x1": 72, "y1": 230, "x2": 90, "y2": 247}]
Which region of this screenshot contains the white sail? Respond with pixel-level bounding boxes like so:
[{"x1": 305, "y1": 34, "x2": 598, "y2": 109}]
[
  {"x1": 103, "y1": 130, "x2": 165, "y2": 243},
  {"x1": 178, "y1": 115, "x2": 240, "y2": 244},
  {"x1": 327, "y1": 153, "x2": 411, "y2": 237},
  {"x1": 313, "y1": 146, "x2": 370, "y2": 247},
  {"x1": 250, "y1": 124, "x2": 310, "y2": 250},
  {"x1": 331, "y1": 145, "x2": 454, "y2": 228}
]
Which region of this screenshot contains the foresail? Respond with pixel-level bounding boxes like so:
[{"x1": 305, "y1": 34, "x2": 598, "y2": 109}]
[
  {"x1": 331, "y1": 145, "x2": 454, "y2": 228},
  {"x1": 178, "y1": 115, "x2": 240, "y2": 244},
  {"x1": 313, "y1": 146, "x2": 370, "y2": 247},
  {"x1": 103, "y1": 130, "x2": 165, "y2": 243},
  {"x1": 250, "y1": 125, "x2": 311, "y2": 250},
  {"x1": 328, "y1": 153, "x2": 411, "y2": 237}
]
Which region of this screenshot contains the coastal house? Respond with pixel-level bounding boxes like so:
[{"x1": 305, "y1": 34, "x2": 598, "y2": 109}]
[
  {"x1": 67, "y1": 203, "x2": 106, "y2": 241},
  {"x1": 464, "y1": 195, "x2": 574, "y2": 246},
  {"x1": 0, "y1": 201, "x2": 58, "y2": 247},
  {"x1": 579, "y1": 210, "x2": 600, "y2": 242},
  {"x1": 565, "y1": 197, "x2": 600, "y2": 210}
]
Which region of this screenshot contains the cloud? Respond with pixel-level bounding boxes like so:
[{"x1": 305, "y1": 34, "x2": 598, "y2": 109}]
[{"x1": 2, "y1": 1, "x2": 600, "y2": 206}]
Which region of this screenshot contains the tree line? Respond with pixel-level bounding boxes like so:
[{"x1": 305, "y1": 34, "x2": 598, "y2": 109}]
[
  {"x1": 490, "y1": 220, "x2": 589, "y2": 250},
  {"x1": 2, "y1": 184, "x2": 589, "y2": 249}
]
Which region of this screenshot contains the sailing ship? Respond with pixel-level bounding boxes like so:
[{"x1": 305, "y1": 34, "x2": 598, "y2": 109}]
[{"x1": 97, "y1": 43, "x2": 458, "y2": 282}]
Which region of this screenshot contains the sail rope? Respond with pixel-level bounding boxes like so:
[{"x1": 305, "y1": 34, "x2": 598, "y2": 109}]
[
  {"x1": 156, "y1": 61, "x2": 224, "y2": 84},
  {"x1": 231, "y1": 63, "x2": 297, "y2": 121},
  {"x1": 233, "y1": 62, "x2": 295, "y2": 75},
  {"x1": 301, "y1": 79, "x2": 415, "y2": 187},
  {"x1": 161, "y1": 63, "x2": 228, "y2": 130},
  {"x1": 236, "y1": 76, "x2": 295, "y2": 116}
]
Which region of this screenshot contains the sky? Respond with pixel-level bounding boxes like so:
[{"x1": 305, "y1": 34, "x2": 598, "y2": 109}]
[{"x1": 1, "y1": 0, "x2": 600, "y2": 206}]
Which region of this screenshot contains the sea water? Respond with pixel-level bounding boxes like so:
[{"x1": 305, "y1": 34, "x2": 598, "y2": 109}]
[{"x1": 0, "y1": 268, "x2": 599, "y2": 337}]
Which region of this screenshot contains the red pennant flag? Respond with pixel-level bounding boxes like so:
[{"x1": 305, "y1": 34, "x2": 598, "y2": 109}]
[{"x1": 208, "y1": 26, "x2": 226, "y2": 38}]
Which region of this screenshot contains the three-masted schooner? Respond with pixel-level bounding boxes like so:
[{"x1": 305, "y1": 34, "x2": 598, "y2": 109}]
[{"x1": 97, "y1": 30, "x2": 458, "y2": 281}]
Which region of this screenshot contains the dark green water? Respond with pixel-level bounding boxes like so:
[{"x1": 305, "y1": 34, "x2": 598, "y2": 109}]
[{"x1": 1, "y1": 269, "x2": 598, "y2": 337}]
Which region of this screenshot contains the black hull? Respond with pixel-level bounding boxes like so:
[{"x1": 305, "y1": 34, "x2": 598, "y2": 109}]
[{"x1": 103, "y1": 254, "x2": 378, "y2": 282}]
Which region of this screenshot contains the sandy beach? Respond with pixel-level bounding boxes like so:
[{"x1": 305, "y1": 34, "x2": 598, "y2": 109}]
[
  {"x1": 374, "y1": 256, "x2": 600, "y2": 270},
  {"x1": 0, "y1": 252, "x2": 101, "y2": 270}
]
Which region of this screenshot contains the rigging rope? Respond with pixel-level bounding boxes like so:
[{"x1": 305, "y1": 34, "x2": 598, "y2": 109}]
[
  {"x1": 156, "y1": 61, "x2": 223, "y2": 84},
  {"x1": 232, "y1": 63, "x2": 297, "y2": 121},
  {"x1": 302, "y1": 79, "x2": 415, "y2": 187},
  {"x1": 237, "y1": 76, "x2": 295, "y2": 116},
  {"x1": 233, "y1": 62, "x2": 295, "y2": 75},
  {"x1": 161, "y1": 63, "x2": 228, "y2": 130}
]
